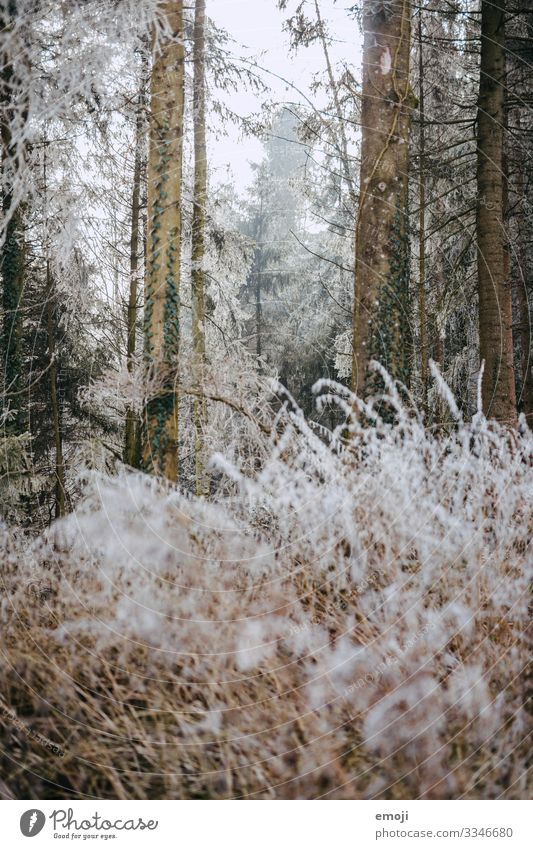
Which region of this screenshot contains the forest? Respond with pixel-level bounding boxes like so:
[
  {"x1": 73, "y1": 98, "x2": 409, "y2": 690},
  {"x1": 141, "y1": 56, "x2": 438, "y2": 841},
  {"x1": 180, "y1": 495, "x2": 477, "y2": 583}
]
[{"x1": 0, "y1": 0, "x2": 531, "y2": 800}]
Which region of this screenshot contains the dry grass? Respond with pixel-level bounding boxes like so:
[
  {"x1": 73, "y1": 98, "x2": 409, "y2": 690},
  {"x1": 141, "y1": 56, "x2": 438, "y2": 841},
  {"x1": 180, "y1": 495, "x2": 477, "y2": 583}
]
[{"x1": 0, "y1": 376, "x2": 531, "y2": 799}]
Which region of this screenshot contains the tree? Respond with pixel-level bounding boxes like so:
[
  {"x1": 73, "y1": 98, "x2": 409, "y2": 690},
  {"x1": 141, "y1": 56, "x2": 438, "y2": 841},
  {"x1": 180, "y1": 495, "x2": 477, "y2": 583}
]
[
  {"x1": 1, "y1": 0, "x2": 28, "y2": 435},
  {"x1": 352, "y1": 0, "x2": 415, "y2": 397},
  {"x1": 124, "y1": 50, "x2": 148, "y2": 469},
  {"x1": 505, "y1": 10, "x2": 532, "y2": 423},
  {"x1": 42, "y1": 138, "x2": 66, "y2": 517},
  {"x1": 476, "y1": 0, "x2": 516, "y2": 424},
  {"x1": 240, "y1": 108, "x2": 308, "y2": 370},
  {"x1": 514, "y1": 150, "x2": 533, "y2": 422},
  {"x1": 143, "y1": 0, "x2": 185, "y2": 481},
  {"x1": 416, "y1": 5, "x2": 428, "y2": 406},
  {"x1": 407, "y1": 3, "x2": 480, "y2": 420},
  {"x1": 191, "y1": 0, "x2": 208, "y2": 495}
]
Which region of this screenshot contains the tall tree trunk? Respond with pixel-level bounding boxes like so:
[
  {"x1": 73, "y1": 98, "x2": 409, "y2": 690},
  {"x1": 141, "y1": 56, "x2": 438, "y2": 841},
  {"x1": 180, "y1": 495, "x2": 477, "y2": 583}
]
[
  {"x1": 43, "y1": 140, "x2": 65, "y2": 518},
  {"x1": 1, "y1": 204, "x2": 24, "y2": 431},
  {"x1": 254, "y1": 193, "x2": 264, "y2": 365},
  {"x1": 191, "y1": 0, "x2": 208, "y2": 496},
  {"x1": 124, "y1": 52, "x2": 148, "y2": 468},
  {"x1": 255, "y1": 262, "x2": 262, "y2": 362},
  {"x1": 417, "y1": 7, "x2": 428, "y2": 406},
  {"x1": 476, "y1": 0, "x2": 516, "y2": 424},
  {"x1": 515, "y1": 254, "x2": 533, "y2": 423},
  {"x1": 45, "y1": 258, "x2": 65, "y2": 518},
  {"x1": 143, "y1": 1, "x2": 185, "y2": 481},
  {"x1": 514, "y1": 137, "x2": 533, "y2": 422},
  {"x1": 1, "y1": 1, "x2": 26, "y2": 434},
  {"x1": 351, "y1": 0, "x2": 414, "y2": 397}
]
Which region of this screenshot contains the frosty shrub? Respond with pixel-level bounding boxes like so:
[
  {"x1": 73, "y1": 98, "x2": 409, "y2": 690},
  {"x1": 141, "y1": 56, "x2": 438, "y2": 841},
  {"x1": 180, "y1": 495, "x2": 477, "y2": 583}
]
[{"x1": 0, "y1": 364, "x2": 531, "y2": 799}]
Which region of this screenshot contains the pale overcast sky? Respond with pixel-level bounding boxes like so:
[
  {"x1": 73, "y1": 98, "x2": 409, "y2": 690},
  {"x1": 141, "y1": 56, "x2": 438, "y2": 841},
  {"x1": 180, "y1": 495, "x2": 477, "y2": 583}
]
[{"x1": 208, "y1": 0, "x2": 361, "y2": 193}]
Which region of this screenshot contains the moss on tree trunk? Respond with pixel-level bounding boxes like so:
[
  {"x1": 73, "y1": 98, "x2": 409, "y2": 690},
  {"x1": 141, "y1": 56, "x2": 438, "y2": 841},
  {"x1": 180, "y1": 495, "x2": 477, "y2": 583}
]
[{"x1": 352, "y1": 0, "x2": 415, "y2": 398}]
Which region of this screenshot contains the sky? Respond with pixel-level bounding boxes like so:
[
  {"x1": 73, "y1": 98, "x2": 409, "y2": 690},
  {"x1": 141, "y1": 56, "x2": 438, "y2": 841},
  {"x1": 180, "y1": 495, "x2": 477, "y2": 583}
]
[{"x1": 208, "y1": 0, "x2": 362, "y2": 194}]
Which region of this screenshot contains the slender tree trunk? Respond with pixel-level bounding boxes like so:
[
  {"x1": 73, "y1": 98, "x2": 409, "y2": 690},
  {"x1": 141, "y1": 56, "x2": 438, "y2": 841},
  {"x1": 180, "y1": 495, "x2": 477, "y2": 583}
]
[
  {"x1": 45, "y1": 259, "x2": 65, "y2": 517},
  {"x1": 1, "y1": 1, "x2": 26, "y2": 434},
  {"x1": 476, "y1": 0, "x2": 516, "y2": 424},
  {"x1": 124, "y1": 52, "x2": 147, "y2": 468},
  {"x1": 515, "y1": 256, "x2": 533, "y2": 422},
  {"x1": 255, "y1": 264, "x2": 262, "y2": 362},
  {"x1": 352, "y1": 0, "x2": 415, "y2": 396},
  {"x1": 1, "y1": 203, "x2": 24, "y2": 431},
  {"x1": 254, "y1": 194, "x2": 264, "y2": 365},
  {"x1": 514, "y1": 139, "x2": 533, "y2": 422},
  {"x1": 43, "y1": 140, "x2": 65, "y2": 518},
  {"x1": 191, "y1": 0, "x2": 208, "y2": 496},
  {"x1": 143, "y1": 1, "x2": 185, "y2": 481},
  {"x1": 417, "y1": 7, "x2": 428, "y2": 406}
]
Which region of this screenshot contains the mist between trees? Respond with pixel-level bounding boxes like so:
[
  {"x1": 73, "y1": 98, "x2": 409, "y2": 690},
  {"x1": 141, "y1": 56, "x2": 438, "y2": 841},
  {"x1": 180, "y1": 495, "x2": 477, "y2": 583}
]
[{"x1": 0, "y1": 0, "x2": 531, "y2": 801}]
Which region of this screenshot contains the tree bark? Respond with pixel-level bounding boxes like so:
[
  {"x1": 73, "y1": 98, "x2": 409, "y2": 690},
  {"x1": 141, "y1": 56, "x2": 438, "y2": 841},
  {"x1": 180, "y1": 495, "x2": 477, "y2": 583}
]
[
  {"x1": 253, "y1": 192, "x2": 264, "y2": 365},
  {"x1": 143, "y1": 1, "x2": 185, "y2": 481},
  {"x1": 45, "y1": 258, "x2": 65, "y2": 518},
  {"x1": 514, "y1": 143, "x2": 533, "y2": 422},
  {"x1": 191, "y1": 0, "x2": 208, "y2": 496},
  {"x1": 417, "y1": 7, "x2": 428, "y2": 406},
  {"x1": 43, "y1": 140, "x2": 65, "y2": 518},
  {"x1": 1, "y1": 204, "x2": 24, "y2": 432},
  {"x1": 515, "y1": 259, "x2": 533, "y2": 423},
  {"x1": 476, "y1": 0, "x2": 516, "y2": 424},
  {"x1": 1, "y1": 1, "x2": 27, "y2": 434},
  {"x1": 124, "y1": 51, "x2": 148, "y2": 469},
  {"x1": 352, "y1": 0, "x2": 415, "y2": 397}
]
